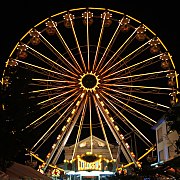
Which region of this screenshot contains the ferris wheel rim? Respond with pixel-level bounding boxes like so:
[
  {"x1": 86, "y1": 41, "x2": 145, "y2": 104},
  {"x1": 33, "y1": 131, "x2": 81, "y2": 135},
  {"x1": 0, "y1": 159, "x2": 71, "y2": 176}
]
[{"x1": 1, "y1": 7, "x2": 179, "y2": 172}]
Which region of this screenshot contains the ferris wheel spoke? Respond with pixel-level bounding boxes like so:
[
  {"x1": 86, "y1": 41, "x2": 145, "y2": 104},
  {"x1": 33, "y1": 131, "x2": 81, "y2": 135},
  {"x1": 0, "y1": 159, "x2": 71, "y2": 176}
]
[
  {"x1": 104, "y1": 83, "x2": 174, "y2": 93},
  {"x1": 37, "y1": 96, "x2": 73, "y2": 110},
  {"x1": 2, "y1": 7, "x2": 179, "y2": 171},
  {"x1": 88, "y1": 95, "x2": 93, "y2": 153},
  {"x1": 85, "y1": 10, "x2": 90, "y2": 72},
  {"x1": 95, "y1": 21, "x2": 122, "y2": 72},
  {"x1": 114, "y1": 60, "x2": 162, "y2": 80},
  {"x1": 102, "y1": 41, "x2": 153, "y2": 77},
  {"x1": 27, "y1": 84, "x2": 76, "y2": 94},
  {"x1": 105, "y1": 46, "x2": 150, "y2": 75},
  {"x1": 31, "y1": 78, "x2": 76, "y2": 87},
  {"x1": 102, "y1": 53, "x2": 161, "y2": 79},
  {"x1": 28, "y1": 90, "x2": 75, "y2": 100},
  {"x1": 99, "y1": 26, "x2": 140, "y2": 74},
  {"x1": 37, "y1": 88, "x2": 78, "y2": 105},
  {"x1": 99, "y1": 92, "x2": 153, "y2": 146},
  {"x1": 28, "y1": 85, "x2": 76, "y2": 94},
  {"x1": 104, "y1": 96, "x2": 154, "y2": 126},
  {"x1": 32, "y1": 78, "x2": 76, "y2": 83},
  {"x1": 92, "y1": 11, "x2": 107, "y2": 72},
  {"x1": 31, "y1": 93, "x2": 82, "y2": 152},
  {"x1": 72, "y1": 95, "x2": 88, "y2": 160},
  {"x1": 110, "y1": 76, "x2": 166, "y2": 85},
  {"x1": 101, "y1": 97, "x2": 152, "y2": 147},
  {"x1": 28, "y1": 76, "x2": 73, "y2": 92},
  {"x1": 93, "y1": 92, "x2": 139, "y2": 164},
  {"x1": 24, "y1": 90, "x2": 80, "y2": 130},
  {"x1": 29, "y1": 99, "x2": 73, "y2": 133},
  {"x1": 18, "y1": 64, "x2": 66, "y2": 81},
  {"x1": 49, "y1": 93, "x2": 88, "y2": 166},
  {"x1": 94, "y1": 99, "x2": 114, "y2": 160},
  {"x1": 15, "y1": 59, "x2": 77, "y2": 80},
  {"x1": 67, "y1": 13, "x2": 86, "y2": 72},
  {"x1": 104, "y1": 70, "x2": 170, "y2": 83},
  {"x1": 50, "y1": 20, "x2": 83, "y2": 74},
  {"x1": 98, "y1": 94, "x2": 152, "y2": 148},
  {"x1": 26, "y1": 97, "x2": 76, "y2": 131},
  {"x1": 102, "y1": 86, "x2": 170, "y2": 111},
  {"x1": 101, "y1": 90, "x2": 157, "y2": 124},
  {"x1": 25, "y1": 44, "x2": 78, "y2": 77},
  {"x1": 32, "y1": 30, "x2": 81, "y2": 75}
]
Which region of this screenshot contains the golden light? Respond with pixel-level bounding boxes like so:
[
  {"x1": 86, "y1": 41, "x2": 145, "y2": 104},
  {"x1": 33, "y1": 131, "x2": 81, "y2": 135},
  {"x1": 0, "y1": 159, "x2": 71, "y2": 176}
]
[{"x1": 79, "y1": 71, "x2": 100, "y2": 91}]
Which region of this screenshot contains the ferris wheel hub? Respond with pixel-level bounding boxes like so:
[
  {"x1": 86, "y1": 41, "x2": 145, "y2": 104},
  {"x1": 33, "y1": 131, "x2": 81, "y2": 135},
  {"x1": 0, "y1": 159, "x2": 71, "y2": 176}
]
[{"x1": 79, "y1": 72, "x2": 99, "y2": 91}]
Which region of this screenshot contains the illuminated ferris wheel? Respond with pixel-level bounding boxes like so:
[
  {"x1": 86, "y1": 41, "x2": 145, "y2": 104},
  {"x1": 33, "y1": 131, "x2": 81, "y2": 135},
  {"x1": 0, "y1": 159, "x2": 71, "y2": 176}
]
[{"x1": 1, "y1": 7, "x2": 179, "y2": 173}]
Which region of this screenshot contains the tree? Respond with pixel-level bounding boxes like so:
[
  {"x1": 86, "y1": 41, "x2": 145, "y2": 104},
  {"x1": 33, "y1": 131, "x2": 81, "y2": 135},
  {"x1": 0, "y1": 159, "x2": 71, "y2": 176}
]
[{"x1": 165, "y1": 105, "x2": 180, "y2": 134}]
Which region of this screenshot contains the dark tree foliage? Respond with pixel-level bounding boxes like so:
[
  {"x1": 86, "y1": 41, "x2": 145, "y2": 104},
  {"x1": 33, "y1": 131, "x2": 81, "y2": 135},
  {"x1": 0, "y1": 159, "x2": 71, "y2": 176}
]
[
  {"x1": 165, "y1": 105, "x2": 180, "y2": 133},
  {"x1": 0, "y1": 85, "x2": 26, "y2": 171}
]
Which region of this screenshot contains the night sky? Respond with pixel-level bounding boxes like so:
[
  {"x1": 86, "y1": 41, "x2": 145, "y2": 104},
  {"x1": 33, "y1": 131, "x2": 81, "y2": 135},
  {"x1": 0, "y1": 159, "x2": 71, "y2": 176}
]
[
  {"x1": 0, "y1": 1, "x2": 179, "y2": 75},
  {"x1": 0, "y1": 0, "x2": 179, "y2": 165}
]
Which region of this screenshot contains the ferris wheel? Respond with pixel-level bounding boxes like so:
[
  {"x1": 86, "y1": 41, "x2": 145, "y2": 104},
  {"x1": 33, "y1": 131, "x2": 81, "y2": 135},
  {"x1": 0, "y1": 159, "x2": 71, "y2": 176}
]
[{"x1": 1, "y1": 7, "x2": 179, "y2": 173}]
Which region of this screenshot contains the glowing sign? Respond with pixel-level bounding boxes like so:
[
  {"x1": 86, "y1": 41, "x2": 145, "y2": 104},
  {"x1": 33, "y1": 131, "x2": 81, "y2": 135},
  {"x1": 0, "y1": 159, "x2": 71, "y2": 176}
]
[{"x1": 78, "y1": 159, "x2": 102, "y2": 171}]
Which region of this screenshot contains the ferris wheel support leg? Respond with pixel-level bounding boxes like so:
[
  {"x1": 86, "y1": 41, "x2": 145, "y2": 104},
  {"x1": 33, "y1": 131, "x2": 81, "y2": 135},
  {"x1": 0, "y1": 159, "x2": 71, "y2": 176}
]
[{"x1": 93, "y1": 93, "x2": 139, "y2": 167}]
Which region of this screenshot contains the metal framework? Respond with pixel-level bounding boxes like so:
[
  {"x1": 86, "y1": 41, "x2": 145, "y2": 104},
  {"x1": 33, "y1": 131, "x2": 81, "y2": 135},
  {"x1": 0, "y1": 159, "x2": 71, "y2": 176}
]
[{"x1": 1, "y1": 7, "x2": 179, "y2": 174}]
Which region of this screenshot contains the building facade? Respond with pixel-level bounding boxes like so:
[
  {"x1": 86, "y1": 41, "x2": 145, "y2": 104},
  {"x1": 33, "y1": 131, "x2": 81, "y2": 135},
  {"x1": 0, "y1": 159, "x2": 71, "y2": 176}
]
[
  {"x1": 63, "y1": 136, "x2": 119, "y2": 179},
  {"x1": 152, "y1": 105, "x2": 180, "y2": 164},
  {"x1": 64, "y1": 135, "x2": 118, "y2": 162}
]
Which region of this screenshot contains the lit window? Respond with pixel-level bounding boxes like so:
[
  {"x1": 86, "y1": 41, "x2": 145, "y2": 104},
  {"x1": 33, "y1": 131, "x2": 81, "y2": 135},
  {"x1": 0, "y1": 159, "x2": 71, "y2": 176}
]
[{"x1": 79, "y1": 142, "x2": 86, "y2": 147}]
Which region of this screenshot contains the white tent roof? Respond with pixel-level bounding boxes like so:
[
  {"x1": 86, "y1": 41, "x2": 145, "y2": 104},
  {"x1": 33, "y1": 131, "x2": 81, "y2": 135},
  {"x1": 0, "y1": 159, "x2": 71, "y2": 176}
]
[{"x1": 5, "y1": 162, "x2": 51, "y2": 180}]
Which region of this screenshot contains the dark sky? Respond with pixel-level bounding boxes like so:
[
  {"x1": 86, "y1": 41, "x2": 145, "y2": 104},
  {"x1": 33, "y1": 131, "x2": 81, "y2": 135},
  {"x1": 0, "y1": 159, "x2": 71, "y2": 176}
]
[{"x1": 0, "y1": 0, "x2": 179, "y2": 76}]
